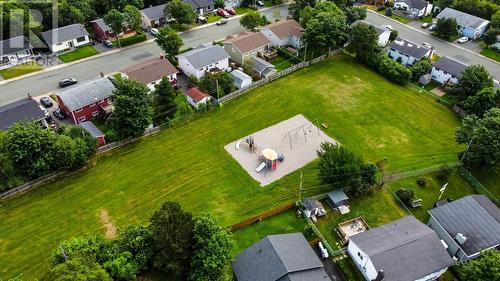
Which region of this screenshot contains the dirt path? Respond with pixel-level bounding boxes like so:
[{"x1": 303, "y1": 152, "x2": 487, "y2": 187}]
[{"x1": 100, "y1": 209, "x2": 117, "y2": 239}]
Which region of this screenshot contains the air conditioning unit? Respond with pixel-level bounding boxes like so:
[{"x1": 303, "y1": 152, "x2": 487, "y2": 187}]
[{"x1": 455, "y1": 233, "x2": 467, "y2": 245}]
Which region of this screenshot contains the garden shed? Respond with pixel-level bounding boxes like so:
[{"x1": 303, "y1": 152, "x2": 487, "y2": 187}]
[
  {"x1": 302, "y1": 197, "x2": 326, "y2": 219},
  {"x1": 327, "y1": 190, "x2": 350, "y2": 214}
]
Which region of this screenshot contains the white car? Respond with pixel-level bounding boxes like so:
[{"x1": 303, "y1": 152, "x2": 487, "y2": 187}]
[
  {"x1": 318, "y1": 242, "x2": 329, "y2": 259},
  {"x1": 150, "y1": 28, "x2": 159, "y2": 36},
  {"x1": 429, "y1": 24, "x2": 436, "y2": 31},
  {"x1": 422, "y1": 42, "x2": 432, "y2": 49},
  {"x1": 457, "y1": 37, "x2": 469, "y2": 44},
  {"x1": 256, "y1": 0, "x2": 264, "y2": 6},
  {"x1": 383, "y1": 24, "x2": 393, "y2": 30}
]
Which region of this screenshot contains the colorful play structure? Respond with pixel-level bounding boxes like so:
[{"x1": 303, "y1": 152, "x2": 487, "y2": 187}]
[{"x1": 235, "y1": 136, "x2": 285, "y2": 173}]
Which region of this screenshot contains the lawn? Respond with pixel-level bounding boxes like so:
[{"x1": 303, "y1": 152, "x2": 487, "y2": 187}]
[
  {"x1": 206, "y1": 13, "x2": 223, "y2": 23},
  {"x1": 0, "y1": 55, "x2": 464, "y2": 279},
  {"x1": 0, "y1": 62, "x2": 42, "y2": 79},
  {"x1": 58, "y1": 45, "x2": 98, "y2": 63},
  {"x1": 480, "y1": 47, "x2": 500, "y2": 62},
  {"x1": 418, "y1": 15, "x2": 433, "y2": 23},
  {"x1": 423, "y1": 80, "x2": 441, "y2": 92},
  {"x1": 471, "y1": 168, "x2": 500, "y2": 199},
  {"x1": 271, "y1": 56, "x2": 293, "y2": 71},
  {"x1": 376, "y1": 9, "x2": 411, "y2": 24}
]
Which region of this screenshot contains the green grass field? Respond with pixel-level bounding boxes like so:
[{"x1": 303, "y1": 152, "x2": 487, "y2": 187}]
[
  {"x1": 58, "y1": 46, "x2": 98, "y2": 63},
  {"x1": 0, "y1": 62, "x2": 42, "y2": 79},
  {"x1": 0, "y1": 55, "x2": 464, "y2": 279},
  {"x1": 271, "y1": 56, "x2": 293, "y2": 71},
  {"x1": 480, "y1": 47, "x2": 500, "y2": 62}
]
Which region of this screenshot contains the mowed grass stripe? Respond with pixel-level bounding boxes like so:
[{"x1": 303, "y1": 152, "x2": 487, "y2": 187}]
[{"x1": 0, "y1": 55, "x2": 463, "y2": 279}]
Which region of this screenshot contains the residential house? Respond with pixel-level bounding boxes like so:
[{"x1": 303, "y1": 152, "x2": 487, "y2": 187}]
[
  {"x1": 141, "y1": 4, "x2": 167, "y2": 29},
  {"x1": 436, "y1": 8, "x2": 490, "y2": 39},
  {"x1": 90, "y1": 18, "x2": 133, "y2": 41},
  {"x1": 79, "y1": 121, "x2": 106, "y2": 147},
  {"x1": 427, "y1": 195, "x2": 500, "y2": 262},
  {"x1": 0, "y1": 98, "x2": 48, "y2": 131},
  {"x1": 393, "y1": 0, "x2": 433, "y2": 18},
  {"x1": 251, "y1": 57, "x2": 276, "y2": 78},
  {"x1": 348, "y1": 216, "x2": 453, "y2": 281},
  {"x1": 302, "y1": 197, "x2": 326, "y2": 219},
  {"x1": 224, "y1": 31, "x2": 272, "y2": 65},
  {"x1": 184, "y1": 0, "x2": 215, "y2": 15},
  {"x1": 352, "y1": 20, "x2": 391, "y2": 47},
  {"x1": 492, "y1": 34, "x2": 500, "y2": 50},
  {"x1": 56, "y1": 77, "x2": 115, "y2": 124},
  {"x1": 0, "y1": 36, "x2": 35, "y2": 70},
  {"x1": 177, "y1": 43, "x2": 230, "y2": 79},
  {"x1": 42, "y1": 24, "x2": 90, "y2": 53},
  {"x1": 185, "y1": 87, "x2": 212, "y2": 108},
  {"x1": 232, "y1": 233, "x2": 332, "y2": 281},
  {"x1": 388, "y1": 38, "x2": 432, "y2": 66},
  {"x1": 260, "y1": 19, "x2": 304, "y2": 48},
  {"x1": 431, "y1": 56, "x2": 467, "y2": 85},
  {"x1": 121, "y1": 57, "x2": 178, "y2": 91},
  {"x1": 231, "y1": 69, "x2": 252, "y2": 89}
]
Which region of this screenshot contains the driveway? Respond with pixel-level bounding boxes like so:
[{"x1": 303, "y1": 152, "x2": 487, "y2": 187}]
[{"x1": 313, "y1": 245, "x2": 345, "y2": 281}]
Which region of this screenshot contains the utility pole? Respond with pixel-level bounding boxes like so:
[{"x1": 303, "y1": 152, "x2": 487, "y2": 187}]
[
  {"x1": 303, "y1": 43, "x2": 307, "y2": 62},
  {"x1": 298, "y1": 172, "x2": 303, "y2": 202}
]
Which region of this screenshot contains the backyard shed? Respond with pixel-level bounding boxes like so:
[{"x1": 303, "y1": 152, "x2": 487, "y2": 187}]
[
  {"x1": 419, "y1": 73, "x2": 431, "y2": 85},
  {"x1": 302, "y1": 197, "x2": 326, "y2": 219},
  {"x1": 79, "y1": 121, "x2": 106, "y2": 147},
  {"x1": 231, "y1": 69, "x2": 252, "y2": 89},
  {"x1": 327, "y1": 190, "x2": 349, "y2": 209}
]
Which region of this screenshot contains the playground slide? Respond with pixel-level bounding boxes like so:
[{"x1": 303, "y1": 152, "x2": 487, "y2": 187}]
[
  {"x1": 255, "y1": 162, "x2": 266, "y2": 173},
  {"x1": 235, "y1": 141, "x2": 242, "y2": 150}
]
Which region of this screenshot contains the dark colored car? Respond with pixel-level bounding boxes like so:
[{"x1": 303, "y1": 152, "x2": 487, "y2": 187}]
[
  {"x1": 225, "y1": 8, "x2": 236, "y2": 15},
  {"x1": 216, "y1": 19, "x2": 228, "y2": 26},
  {"x1": 103, "y1": 39, "x2": 113, "y2": 48},
  {"x1": 40, "y1": 96, "x2": 53, "y2": 107},
  {"x1": 59, "y1": 78, "x2": 78, "y2": 88},
  {"x1": 256, "y1": 0, "x2": 264, "y2": 6},
  {"x1": 53, "y1": 108, "x2": 67, "y2": 120}
]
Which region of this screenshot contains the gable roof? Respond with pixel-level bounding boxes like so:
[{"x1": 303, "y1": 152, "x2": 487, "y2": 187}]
[
  {"x1": 186, "y1": 87, "x2": 211, "y2": 103},
  {"x1": 225, "y1": 32, "x2": 271, "y2": 53},
  {"x1": 395, "y1": 0, "x2": 427, "y2": 10},
  {"x1": 437, "y1": 8, "x2": 490, "y2": 29},
  {"x1": 429, "y1": 195, "x2": 500, "y2": 256},
  {"x1": 432, "y1": 56, "x2": 468, "y2": 79},
  {"x1": 389, "y1": 37, "x2": 430, "y2": 59},
  {"x1": 56, "y1": 77, "x2": 115, "y2": 112},
  {"x1": 141, "y1": 4, "x2": 166, "y2": 21},
  {"x1": 177, "y1": 44, "x2": 229, "y2": 69},
  {"x1": 251, "y1": 56, "x2": 275, "y2": 74},
  {"x1": 185, "y1": 0, "x2": 214, "y2": 9},
  {"x1": 262, "y1": 19, "x2": 304, "y2": 39},
  {"x1": 121, "y1": 58, "x2": 177, "y2": 84},
  {"x1": 42, "y1": 24, "x2": 89, "y2": 46},
  {"x1": 327, "y1": 190, "x2": 348, "y2": 204},
  {"x1": 232, "y1": 233, "x2": 329, "y2": 281},
  {"x1": 231, "y1": 69, "x2": 251, "y2": 84},
  {"x1": 0, "y1": 36, "x2": 33, "y2": 56},
  {"x1": 302, "y1": 197, "x2": 323, "y2": 211},
  {"x1": 78, "y1": 121, "x2": 104, "y2": 137},
  {"x1": 90, "y1": 18, "x2": 112, "y2": 33},
  {"x1": 350, "y1": 216, "x2": 453, "y2": 281},
  {"x1": 0, "y1": 98, "x2": 46, "y2": 130}
]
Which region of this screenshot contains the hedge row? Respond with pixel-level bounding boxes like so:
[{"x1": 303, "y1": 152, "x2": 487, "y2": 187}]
[{"x1": 117, "y1": 33, "x2": 147, "y2": 47}]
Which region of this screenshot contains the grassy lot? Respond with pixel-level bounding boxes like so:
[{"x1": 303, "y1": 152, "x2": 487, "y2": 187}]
[
  {"x1": 235, "y1": 7, "x2": 254, "y2": 14},
  {"x1": 58, "y1": 46, "x2": 98, "y2": 63},
  {"x1": 206, "y1": 13, "x2": 223, "y2": 23},
  {"x1": 0, "y1": 55, "x2": 464, "y2": 279},
  {"x1": 271, "y1": 56, "x2": 293, "y2": 71},
  {"x1": 0, "y1": 61, "x2": 42, "y2": 79},
  {"x1": 471, "y1": 169, "x2": 500, "y2": 198},
  {"x1": 423, "y1": 80, "x2": 441, "y2": 92},
  {"x1": 480, "y1": 47, "x2": 500, "y2": 62},
  {"x1": 376, "y1": 9, "x2": 411, "y2": 24},
  {"x1": 418, "y1": 15, "x2": 433, "y2": 23}
]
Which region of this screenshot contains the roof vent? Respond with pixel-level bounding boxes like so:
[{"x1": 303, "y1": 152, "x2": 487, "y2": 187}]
[
  {"x1": 407, "y1": 43, "x2": 413, "y2": 47},
  {"x1": 455, "y1": 233, "x2": 467, "y2": 245}
]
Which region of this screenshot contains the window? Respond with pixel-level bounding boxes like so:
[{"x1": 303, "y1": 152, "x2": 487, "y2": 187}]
[
  {"x1": 57, "y1": 42, "x2": 63, "y2": 46},
  {"x1": 89, "y1": 102, "x2": 96, "y2": 107},
  {"x1": 78, "y1": 116, "x2": 86, "y2": 122},
  {"x1": 443, "y1": 71, "x2": 448, "y2": 75},
  {"x1": 357, "y1": 252, "x2": 363, "y2": 260},
  {"x1": 75, "y1": 108, "x2": 83, "y2": 112},
  {"x1": 92, "y1": 111, "x2": 99, "y2": 117},
  {"x1": 76, "y1": 36, "x2": 86, "y2": 43},
  {"x1": 99, "y1": 99, "x2": 105, "y2": 103}
]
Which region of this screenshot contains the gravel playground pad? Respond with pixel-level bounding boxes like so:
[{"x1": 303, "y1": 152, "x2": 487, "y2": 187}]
[{"x1": 224, "y1": 114, "x2": 337, "y2": 186}]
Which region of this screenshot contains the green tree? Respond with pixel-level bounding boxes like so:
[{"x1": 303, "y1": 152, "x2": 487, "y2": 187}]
[
  {"x1": 491, "y1": 11, "x2": 500, "y2": 28},
  {"x1": 111, "y1": 79, "x2": 153, "y2": 139},
  {"x1": 449, "y1": 64, "x2": 493, "y2": 101},
  {"x1": 389, "y1": 29, "x2": 398, "y2": 41},
  {"x1": 0, "y1": 131, "x2": 22, "y2": 192},
  {"x1": 104, "y1": 9, "x2": 124, "y2": 47},
  {"x1": 58, "y1": 1, "x2": 85, "y2": 26},
  {"x1": 103, "y1": 251, "x2": 140, "y2": 281},
  {"x1": 49, "y1": 258, "x2": 112, "y2": 281},
  {"x1": 433, "y1": 17, "x2": 458, "y2": 40},
  {"x1": 214, "y1": 0, "x2": 225, "y2": 9},
  {"x1": 434, "y1": 0, "x2": 454, "y2": 9},
  {"x1": 153, "y1": 77, "x2": 178, "y2": 124},
  {"x1": 240, "y1": 11, "x2": 264, "y2": 30},
  {"x1": 299, "y1": 6, "x2": 314, "y2": 27},
  {"x1": 155, "y1": 27, "x2": 183, "y2": 62},
  {"x1": 123, "y1": 5, "x2": 142, "y2": 31},
  {"x1": 483, "y1": 28, "x2": 499, "y2": 46},
  {"x1": 304, "y1": 2, "x2": 349, "y2": 52},
  {"x1": 149, "y1": 201, "x2": 194, "y2": 278},
  {"x1": 63, "y1": 126, "x2": 97, "y2": 158},
  {"x1": 350, "y1": 22, "x2": 380, "y2": 62},
  {"x1": 377, "y1": 57, "x2": 412, "y2": 85},
  {"x1": 165, "y1": 0, "x2": 196, "y2": 25},
  {"x1": 461, "y1": 87, "x2": 500, "y2": 117},
  {"x1": 116, "y1": 225, "x2": 153, "y2": 270},
  {"x1": 457, "y1": 250, "x2": 500, "y2": 281},
  {"x1": 199, "y1": 72, "x2": 234, "y2": 98},
  {"x1": 52, "y1": 234, "x2": 108, "y2": 264},
  {"x1": 409, "y1": 59, "x2": 432, "y2": 81},
  {"x1": 288, "y1": 0, "x2": 317, "y2": 21},
  {"x1": 189, "y1": 214, "x2": 234, "y2": 281},
  {"x1": 395, "y1": 188, "x2": 415, "y2": 207},
  {"x1": 344, "y1": 6, "x2": 367, "y2": 25},
  {"x1": 455, "y1": 108, "x2": 500, "y2": 168}
]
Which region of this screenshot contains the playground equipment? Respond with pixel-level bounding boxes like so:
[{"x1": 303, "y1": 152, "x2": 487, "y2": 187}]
[
  {"x1": 236, "y1": 136, "x2": 284, "y2": 173},
  {"x1": 282, "y1": 120, "x2": 320, "y2": 150}
]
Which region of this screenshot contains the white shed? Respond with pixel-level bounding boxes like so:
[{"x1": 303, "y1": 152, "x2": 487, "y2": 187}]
[{"x1": 231, "y1": 69, "x2": 252, "y2": 89}]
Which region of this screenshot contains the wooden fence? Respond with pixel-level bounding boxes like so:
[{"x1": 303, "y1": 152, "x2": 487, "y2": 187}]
[
  {"x1": 229, "y1": 203, "x2": 295, "y2": 231},
  {"x1": 0, "y1": 171, "x2": 65, "y2": 198}
]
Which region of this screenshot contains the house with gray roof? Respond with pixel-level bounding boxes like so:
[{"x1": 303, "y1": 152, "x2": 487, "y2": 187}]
[
  {"x1": 231, "y1": 69, "x2": 252, "y2": 89},
  {"x1": 348, "y1": 216, "x2": 453, "y2": 281},
  {"x1": 0, "y1": 98, "x2": 47, "y2": 131},
  {"x1": 428, "y1": 195, "x2": 500, "y2": 262},
  {"x1": 393, "y1": 0, "x2": 433, "y2": 18},
  {"x1": 431, "y1": 56, "x2": 468, "y2": 85},
  {"x1": 0, "y1": 36, "x2": 35, "y2": 70},
  {"x1": 388, "y1": 37, "x2": 432, "y2": 66},
  {"x1": 436, "y1": 8, "x2": 490, "y2": 39},
  {"x1": 232, "y1": 233, "x2": 332, "y2": 281},
  {"x1": 56, "y1": 77, "x2": 115, "y2": 124},
  {"x1": 177, "y1": 43, "x2": 230, "y2": 79},
  {"x1": 183, "y1": 0, "x2": 215, "y2": 15},
  {"x1": 251, "y1": 57, "x2": 276, "y2": 78},
  {"x1": 141, "y1": 4, "x2": 167, "y2": 29},
  {"x1": 42, "y1": 24, "x2": 90, "y2": 53}
]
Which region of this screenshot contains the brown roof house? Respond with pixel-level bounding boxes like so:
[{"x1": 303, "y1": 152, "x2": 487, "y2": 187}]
[
  {"x1": 224, "y1": 31, "x2": 271, "y2": 65},
  {"x1": 120, "y1": 57, "x2": 178, "y2": 91},
  {"x1": 260, "y1": 19, "x2": 304, "y2": 48}
]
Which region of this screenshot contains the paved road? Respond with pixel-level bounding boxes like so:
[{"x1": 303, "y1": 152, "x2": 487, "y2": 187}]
[
  {"x1": 365, "y1": 11, "x2": 500, "y2": 79},
  {"x1": 0, "y1": 5, "x2": 288, "y2": 106}
]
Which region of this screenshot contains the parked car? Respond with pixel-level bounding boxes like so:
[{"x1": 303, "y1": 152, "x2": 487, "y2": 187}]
[
  {"x1": 59, "y1": 78, "x2": 78, "y2": 88},
  {"x1": 458, "y1": 36, "x2": 469, "y2": 44},
  {"x1": 422, "y1": 42, "x2": 432, "y2": 49},
  {"x1": 429, "y1": 24, "x2": 436, "y2": 31},
  {"x1": 383, "y1": 24, "x2": 393, "y2": 30},
  {"x1": 53, "y1": 108, "x2": 67, "y2": 120},
  {"x1": 318, "y1": 242, "x2": 329, "y2": 259},
  {"x1": 196, "y1": 16, "x2": 208, "y2": 24},
  {"x1": 217, "y1": 8, "x2": 230, "y2": 18},
  {"x1": 150, "y1": 28, "x2": 159, "y2": 36},
  {"x1": 421, "y1": 22, "x2": 431, "y2": 29},
  {"x1": 103, "y1": 39, "x2": 113, "y2": 48},
  {"x1": 216, "y1": 19, "x2": 228, "y2": 26},
  {"x1": 256, "y1": 0, "x2": 264, "y2": 6},
  {"x1": 225, "y1": 8, "x2": 236, "y2": 15},
  {"x1": 40, "y1": 96, "x2": 53, "y2": 108}
]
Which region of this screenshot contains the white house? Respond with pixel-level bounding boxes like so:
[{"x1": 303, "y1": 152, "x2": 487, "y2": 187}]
[
  {"x1": 0, "y1": 36, "x2": 35, "y2": 70},
  {"x1": 388, "y1": 38, "x2": 432, "y2": 66},
  {"x1": 492, "y1": 34, "x2": 500, "y2": 50},
  {"x1": 393, "y1": 0, "x2": 433, "y2": 18},
  {"x1": 177, "y1": 43, "x2": 230, "y2": 79},
  {"x1": 141, "y1": 4, "x2": 167, "y2": 29},
  {"x1": 121, "y1": 57, "x2": 178, "y2": 91},
  {"x1": 231, "y1": 69, "x2": 252, "y2": 89},
  {"x1": 260, "y1": 19, "x2": 304, "y2": 49},
  {"x1": 302, "y1": 197, "x2": 326, "y2": 219},
  {"x1": 436, "y1": 8, "x2": 490, "y2": 39},
  {"x1": 224, "y1": 31, "x2": 272, "y2": 65},
  {"x1": 352, "y1": 21, "x2": 391, "y2": 47},
  {"x1": 41, "y1": 24, "x2": 90, "y2": 53},
  {"x1": 185, "y1": 87, "x2": 212, "y2": 108},
  {"x1": 348, "y1": 216, "x2": 453, "y2": 281},
  {"x1": 431, "y1": 56, "x2": 467, "y2": 85}
]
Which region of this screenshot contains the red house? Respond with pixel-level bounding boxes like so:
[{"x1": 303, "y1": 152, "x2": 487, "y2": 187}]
[
  {"x1": 79, "y1": 121, "x2": 106, "y2": 147},
  {"x1": 56, "y1": 77, "x2": 115, "y2": 124},
  {"x1": 90, "y1": 18, "x2": 133, "y2": 41}
]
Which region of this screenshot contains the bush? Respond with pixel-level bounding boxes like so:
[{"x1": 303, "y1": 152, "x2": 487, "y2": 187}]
[
  {"x1": 385, "y1": 8, "x2": 392, "y2": 16},
  {"x1": 377, "y1": 57, "x2": 411, "y2": 85},
  {"x1": 395, "y1": 188, "x2": 415, "y2": 207},
  {"x1": 416, "y1": 177, "x2": 428, "y2": 187},
  {"x1": 389, "y1": 29, "x2": 398, "y2": 41},
  {"x1": 437, "y1": 165, "x2": 453, "y2": 181},
  {"x1": 105, "y1": 130, "x2": 120, "y2": 143},
  {"x1": 117, "y1": 32, "x2": 147, "y2": 47},
  {"x1": 188, "y1": 75, "x2": 198, "y2": 87},
  {"x1": 303, "y1": 225, "x2": 317, "y2": 240}
]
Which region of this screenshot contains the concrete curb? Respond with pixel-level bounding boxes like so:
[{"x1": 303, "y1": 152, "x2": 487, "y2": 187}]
[{"x1": 366, "y1": 10, "x2": 500, "y2": 66}]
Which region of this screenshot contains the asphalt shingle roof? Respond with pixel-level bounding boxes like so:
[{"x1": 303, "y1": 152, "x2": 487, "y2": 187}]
[
  {"x1": 56, "y1": 77, "x2": 115, "y2": 112},
  {"x1": 0, "y1": 98, "x2": 45, "y2": 130},
  {"x1": 389, "y1": 37, "x2": 430, "y2": 59},
  {"x1": 141, "y1": 4, "x2": 166, "y2": 21},
  {"x1": 225, "y1": 32, "x2": 271, "y2": 53},
  {"x1": 350, "y1": 216, "x2": 453, "y2": 281},
  {"x1": 42, "y1": 24, "x2": 89, "y2": 46},
  {"x1": 429, "y1": 195, "x2": 500, "y2": 256},
  {"x1": 232, "y1": 233, "x2": 329, "y2": 281},
  {"x1": 251, "y1": 56, "x2": 275, "y2": 74},
  {"x1": 437, "y1": 8, "x2": 490, "y2": 29},
  {"x1": 90, "y1": 18, "x2": 112, "y2": 33},
  {"x1": 177, "y1": 44, "x2": 229, "y2": 69},
  {"x1": 396, "y1": 0, "x2": 427, "y2": 10},
  {"x1": 263, "y1": 19, "x2": 304, "y2": 39},
  {"x1": 231, "y1": 69, "x2": 251, "y2": 85},
  {"x1": 327, "y1": 190, "x2": 348, "y2": 204},
  {"x1": 0, "y1": 36, "x2": 33, "y2": 56},
  {"x1": 78, "y1": 121, "x2": 104, "y2": 137},
  {"x1": 121, "y1": 58, "x2": 177, "y2": 85},
  {"x1": 432, "y1": 56, "x2": 468, "y2": 79}
]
